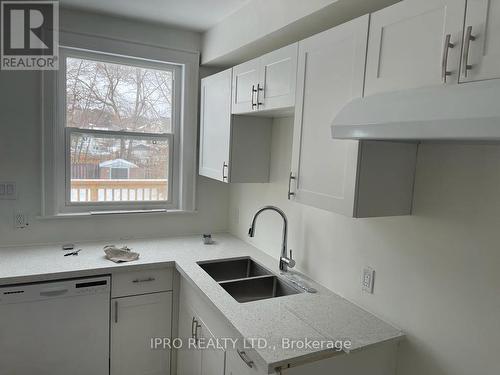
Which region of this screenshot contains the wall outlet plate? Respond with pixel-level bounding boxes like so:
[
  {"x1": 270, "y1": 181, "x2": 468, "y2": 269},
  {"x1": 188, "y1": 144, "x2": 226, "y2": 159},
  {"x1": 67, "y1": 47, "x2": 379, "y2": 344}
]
[
  {"x1": 14, "y1": 210, "x2": 28, "y2": 229},
  {"x1": 362, "y1": 266, "x2": 375, "y2": 294}
]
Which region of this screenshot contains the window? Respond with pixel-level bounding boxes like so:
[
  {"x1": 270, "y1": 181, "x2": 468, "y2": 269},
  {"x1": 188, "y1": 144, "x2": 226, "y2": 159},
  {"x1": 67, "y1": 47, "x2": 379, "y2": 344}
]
[
  {"x1": 64, "y1": 53, "x2": 178, "y2": 211},
  {"x1": 42, "y1": 44, "x2": 198, "y2": 215},
  {"x1": 43, "y1": 35, "x2": 199, "y2": 217}
]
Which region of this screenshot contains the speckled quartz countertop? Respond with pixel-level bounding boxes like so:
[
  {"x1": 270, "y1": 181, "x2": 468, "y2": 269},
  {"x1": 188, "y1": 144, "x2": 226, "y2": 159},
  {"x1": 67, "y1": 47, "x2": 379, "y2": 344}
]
[{"x1": 0, "y1": 233, "x2": 403, "y2": 371}]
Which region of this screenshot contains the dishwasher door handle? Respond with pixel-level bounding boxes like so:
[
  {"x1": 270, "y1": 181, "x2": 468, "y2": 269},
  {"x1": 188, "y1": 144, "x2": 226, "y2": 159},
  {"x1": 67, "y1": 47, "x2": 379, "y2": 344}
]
[{"x1": 39, "y1": 288, "x2": 69, "y2": 297}]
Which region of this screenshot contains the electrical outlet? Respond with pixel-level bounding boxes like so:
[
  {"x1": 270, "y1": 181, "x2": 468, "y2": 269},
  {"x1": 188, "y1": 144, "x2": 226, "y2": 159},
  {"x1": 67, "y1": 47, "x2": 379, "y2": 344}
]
[
  {"x1": 0, "y1": 182, "x2": 16, "y2": 200},
  {"x1": 14, "y1": 210, "x2": 28, "y2": 229},
  {"x1": 362, "y1": 267, "x2": 375, "y2": 294}
]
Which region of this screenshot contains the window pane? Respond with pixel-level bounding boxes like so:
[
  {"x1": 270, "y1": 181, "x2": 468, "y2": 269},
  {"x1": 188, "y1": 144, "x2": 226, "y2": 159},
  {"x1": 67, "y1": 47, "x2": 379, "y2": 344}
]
[
  {"x1": 66, "y1": 57, "x2": 173, "y2": 134},
  {"x1": 70, "y1": 133, "x2": 169, "y2": 203}
]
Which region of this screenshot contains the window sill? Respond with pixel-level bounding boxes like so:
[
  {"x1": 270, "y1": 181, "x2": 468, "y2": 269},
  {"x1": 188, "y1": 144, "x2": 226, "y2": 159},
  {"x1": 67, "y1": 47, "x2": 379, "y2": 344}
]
[{"x1": 37, "y1": 209, "x2": 197, "y2": 220}]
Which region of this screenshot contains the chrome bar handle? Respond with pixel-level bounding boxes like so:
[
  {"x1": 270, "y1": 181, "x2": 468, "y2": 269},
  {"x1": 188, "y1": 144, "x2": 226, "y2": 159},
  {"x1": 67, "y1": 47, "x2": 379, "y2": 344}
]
[
  {"x1": 222, "y1": 162, "x2": 228, "y2": 181},
  {"x1": 114, "y1": 300, "x2": 119, "y2": 323},
  {"x1": 191, "y1": 317, "x2": 197, "y2": 339},
  {"x1": 194, "y1": 322, "x2": 201, "y2": 342},
  {"x1": 287, "y1": 172, "x2": 296, "y2": 200},
  {"x1": 132, "y1": 277, "x2": 155, "y2": 283},
  {"x1": 462, "y1": 26, "x2": 476, "y2": 78},
  {"x1": 251, "y1": 85, "x2": 257, "y2": 109},
  {"x1": 237, "y1": 349, "x2": 254, "y2": 368},
  {"x1": 191, "y1": 317, "x2": 202, "y2": 342},
  {"x1": 257, "y1": 83, "x2": 264, "y2": 108},
  {"x1": 39, "y1": 288, "x2": 68, "y2": 297},
  {"x1": 441, "y1": 34, "x2": 454, "y2": 83}
]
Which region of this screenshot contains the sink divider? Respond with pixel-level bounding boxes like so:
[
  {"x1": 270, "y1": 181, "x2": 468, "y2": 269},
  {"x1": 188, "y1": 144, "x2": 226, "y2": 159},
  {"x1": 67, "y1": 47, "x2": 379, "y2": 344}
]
[{"x1": 217, "y1": 274, "x2": 275, "y2": 285}]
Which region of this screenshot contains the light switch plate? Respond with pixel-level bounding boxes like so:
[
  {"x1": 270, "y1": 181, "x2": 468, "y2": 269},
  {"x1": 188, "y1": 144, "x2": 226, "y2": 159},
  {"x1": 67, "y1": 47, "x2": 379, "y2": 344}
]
[
  {"x1": 0, "y1": 182, "x2": 17, "y2": 200},
  {"x1": 362, "y1": 266, "x2": 375, "y2": 294}
]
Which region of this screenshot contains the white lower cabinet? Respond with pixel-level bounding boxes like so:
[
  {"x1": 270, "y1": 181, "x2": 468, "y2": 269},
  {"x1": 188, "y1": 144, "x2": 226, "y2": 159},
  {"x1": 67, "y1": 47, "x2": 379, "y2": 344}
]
[
  {"x1": 177, "y1": 297, "x2": 226, "y2": 375},
  {"x1": 279, "y1": 341, "x2": 398, "y2": 375},
  {"x1": 200, "y1": 322, "x2": 226, "y2": 375},
  {"x1": 177, "y1": 278, "x2": 266, "y2": 375},
  {"x1": 176, "y1": 277, "x2": 399, "y2": 375},
  {"x1": 177, "y1": 288, "x2": 226, "y2": 375},
  {"x1": 177, "y1": 299, "x2": 203, "y2": 375},
  {"x1": 111, "y1": 291, "x2": 173, "y2": 375},
  {"x1": 225, "y1": 347, "x2": 266, "y2": 375},
  {"x1": 111, "y1": 267, "x2": 174, "y2": 375}
]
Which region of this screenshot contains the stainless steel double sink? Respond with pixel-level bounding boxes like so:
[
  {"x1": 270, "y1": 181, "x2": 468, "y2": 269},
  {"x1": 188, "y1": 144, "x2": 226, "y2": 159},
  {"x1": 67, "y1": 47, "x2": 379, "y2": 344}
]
[{"x1": 197, "y1": 257, "x2": 302, "y2": 303}]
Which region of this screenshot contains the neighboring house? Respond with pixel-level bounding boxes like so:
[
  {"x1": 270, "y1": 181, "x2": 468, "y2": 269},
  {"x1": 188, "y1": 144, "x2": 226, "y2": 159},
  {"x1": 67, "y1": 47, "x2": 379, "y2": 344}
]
[
  {"x1": 99, "y1": 158, "x2": 139, "y2": 179},
  {"x1": 132, "y1": 143, "x2": 153, "y2": 158}
]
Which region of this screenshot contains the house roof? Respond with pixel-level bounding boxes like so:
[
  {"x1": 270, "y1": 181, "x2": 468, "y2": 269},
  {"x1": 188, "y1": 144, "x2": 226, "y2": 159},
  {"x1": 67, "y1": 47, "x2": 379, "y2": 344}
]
[{"x1": 99, "y1": 158, "x2": 138, "y2": 168}]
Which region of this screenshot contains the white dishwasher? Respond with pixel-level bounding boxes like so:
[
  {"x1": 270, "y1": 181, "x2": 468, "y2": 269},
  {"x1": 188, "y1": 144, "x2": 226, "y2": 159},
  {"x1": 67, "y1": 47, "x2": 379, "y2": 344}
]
[{"x1": 0, "y1": 276, "x2": 110, "y2": 375}]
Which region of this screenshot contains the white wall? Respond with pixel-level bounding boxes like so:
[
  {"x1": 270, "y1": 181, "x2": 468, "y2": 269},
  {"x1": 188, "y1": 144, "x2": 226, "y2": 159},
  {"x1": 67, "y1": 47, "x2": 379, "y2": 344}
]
[
  {"x1": 0, "y1": 9, "x2": 229, "y2": 247},
  {"x1": 202, "y1": 0, "x2": 399, "y2": 66},
  {"x1": 229, "y1": 117, "x2": 500, "y2": 375},
  {"x1": 60, "y1": 8, "x2": 201, "y2": 53}
]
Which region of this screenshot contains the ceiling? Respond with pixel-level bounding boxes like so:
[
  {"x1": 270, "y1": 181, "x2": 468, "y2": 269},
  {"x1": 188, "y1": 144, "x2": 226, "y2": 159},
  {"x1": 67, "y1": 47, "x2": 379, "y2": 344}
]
[{"x1": 60, "y1": 0, "x2": 252, "y2": 31}]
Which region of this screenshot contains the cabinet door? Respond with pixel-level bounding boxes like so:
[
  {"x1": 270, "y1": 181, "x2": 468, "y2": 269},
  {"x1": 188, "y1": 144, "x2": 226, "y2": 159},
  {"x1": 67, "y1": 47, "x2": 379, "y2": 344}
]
[
  {"x1": 199, "y1": 69, "x2": 232, "y2": 182},
  {"x1": 290, "y1": 16, "x2": 368, "y2": 216},
  {"x1": 258, "y1": 43, "x2": 298, "y2": 111},
  {"x1": 460, "y1": 0, "x2": 500, "y2": 82},
  {"x1": 199, "y1": 321, "x2": 225, "y2": 375},
  {"x1": 225, "y1": 348, "x2": 265, "y2": 375},
  {"x1": 365, "y1": 0, "x2": 466, "y2": 95},
  {"x1": 177, "y1": 300, "x2": 202, "y2": 375},
  {"x1": 232, "y1": 58, "x2": 260, "y2": 114},
  {"x1": 111, "y1": 292, "x2": 172, "y2": 375}
]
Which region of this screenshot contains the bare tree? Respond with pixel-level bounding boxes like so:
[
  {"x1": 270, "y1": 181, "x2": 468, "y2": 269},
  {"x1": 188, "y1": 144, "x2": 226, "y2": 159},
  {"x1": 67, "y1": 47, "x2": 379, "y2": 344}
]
[{"x1": 66, "y1": 57, "x2": 173, "y2": 178}]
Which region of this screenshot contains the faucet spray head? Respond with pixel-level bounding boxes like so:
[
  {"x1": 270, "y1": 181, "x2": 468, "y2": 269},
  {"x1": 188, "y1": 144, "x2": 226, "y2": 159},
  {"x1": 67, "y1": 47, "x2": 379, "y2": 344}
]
[{"x1": 248, "y1": 227, "x2": 254, "y2": 237}]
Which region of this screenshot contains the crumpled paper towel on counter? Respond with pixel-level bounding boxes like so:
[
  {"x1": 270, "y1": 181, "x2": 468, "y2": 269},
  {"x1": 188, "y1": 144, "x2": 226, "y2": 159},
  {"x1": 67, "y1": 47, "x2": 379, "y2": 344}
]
[{"x1": 104, "y1": 245, "x2": 140, "y2": 263}]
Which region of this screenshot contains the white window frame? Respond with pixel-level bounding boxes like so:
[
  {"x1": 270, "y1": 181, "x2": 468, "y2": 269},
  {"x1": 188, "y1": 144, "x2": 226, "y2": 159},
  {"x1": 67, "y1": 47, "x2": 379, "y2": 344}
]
[{"x1": 42, "y1": 32, "x2": 199, "y2": 216}]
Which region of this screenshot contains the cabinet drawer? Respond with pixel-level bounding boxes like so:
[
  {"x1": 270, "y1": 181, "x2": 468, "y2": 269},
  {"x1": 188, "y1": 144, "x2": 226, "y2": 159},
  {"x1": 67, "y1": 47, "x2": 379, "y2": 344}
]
[{"x1": 112, "y1": 267, "x2": 173, "y2": 298}]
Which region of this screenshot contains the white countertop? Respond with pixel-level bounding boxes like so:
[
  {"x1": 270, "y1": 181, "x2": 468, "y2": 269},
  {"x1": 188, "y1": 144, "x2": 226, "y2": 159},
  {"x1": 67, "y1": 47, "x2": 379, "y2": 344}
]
[{"x1": 0, "y1": 233, "x2": 403, "y2": 371}]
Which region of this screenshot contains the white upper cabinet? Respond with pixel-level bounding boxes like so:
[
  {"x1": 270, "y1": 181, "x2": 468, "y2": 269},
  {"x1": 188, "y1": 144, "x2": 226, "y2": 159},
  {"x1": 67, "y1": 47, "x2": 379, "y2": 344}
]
[
  {"x1": 290, "y1": 15, "x2": 418, "y2": 217},
  {"x1": 257, "y1": 43, "x2": 298, "y2": 112},
  {"x1": 232, "y1": 43, "x2": 298, "y2": 114},
  {"x1": 460, "y1": 0, "x2": 500, "y2": 82},
  {"x1": 290, "y1": 16, "x2": 368, "y2": 216},
  {"x1": 199, "y1": 69, "x2": 232, "y2": 182},
  {"x1": 232, "y1": 59, "x2": 260, "y2": 114},
  {"x1": 200, "y1": 69, "x2": 272, "y2": 184},
  {"x1": 365, "y1": 0, "x2": 466, "y2": 95}
]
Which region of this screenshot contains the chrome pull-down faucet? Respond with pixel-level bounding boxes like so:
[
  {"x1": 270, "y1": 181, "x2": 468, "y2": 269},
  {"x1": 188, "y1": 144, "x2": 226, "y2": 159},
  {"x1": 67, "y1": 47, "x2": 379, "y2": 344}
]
[{"x1": 248, "y1": 206, "x2": 296, "y2": 272}]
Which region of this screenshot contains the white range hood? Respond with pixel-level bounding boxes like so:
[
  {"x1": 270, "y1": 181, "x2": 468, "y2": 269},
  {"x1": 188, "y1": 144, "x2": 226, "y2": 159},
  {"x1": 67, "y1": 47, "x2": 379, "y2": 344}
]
[{"x1": 331, "y1": 80, "x2": 500, "y2": 141}]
